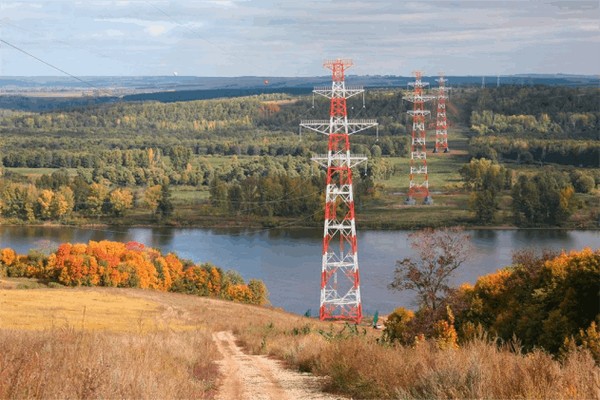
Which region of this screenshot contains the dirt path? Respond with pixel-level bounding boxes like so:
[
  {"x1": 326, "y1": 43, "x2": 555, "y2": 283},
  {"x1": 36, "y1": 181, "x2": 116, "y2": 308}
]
[{"x1": 212, "y1": 331, "x2": 344, "y2": 400}]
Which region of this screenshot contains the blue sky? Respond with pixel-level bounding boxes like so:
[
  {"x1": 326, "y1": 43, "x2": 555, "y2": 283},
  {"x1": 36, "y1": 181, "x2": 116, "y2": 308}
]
[{"x1": 0, "y1": 0, "x2": 598, "y2": 76}]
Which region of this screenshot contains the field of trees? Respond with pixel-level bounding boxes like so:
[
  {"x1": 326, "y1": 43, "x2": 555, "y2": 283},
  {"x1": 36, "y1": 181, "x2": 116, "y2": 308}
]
[{"x1": 0, "y1": 85, "x2": 598, "y2": 228}]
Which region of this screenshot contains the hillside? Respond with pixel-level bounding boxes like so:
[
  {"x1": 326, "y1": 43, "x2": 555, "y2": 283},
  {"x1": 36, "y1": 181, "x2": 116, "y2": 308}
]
[
  {"x1": 0, "y1": 85, "x2": 598, "y2": 229},
  {"x1": 0, "y1": 282, "x2": 597, "y2": 399}
]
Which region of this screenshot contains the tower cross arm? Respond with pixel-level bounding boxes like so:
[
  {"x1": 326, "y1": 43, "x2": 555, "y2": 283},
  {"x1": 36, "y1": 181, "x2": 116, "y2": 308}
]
[
  {"x1": 313, "y1": 86, "x2": 365, "y2": 99},
  {"x1": 300, "y1": 119, "x2": 378, "y2": 135},
  {"x1": 403, "y1": 93, "x2": 437, "y2": 102},
  {"x1": 311, "y1": 154, "x2": 367, "y2": 168},
  {"x1": 346, "y1": 119, "x2": 378, "y2": 134}
]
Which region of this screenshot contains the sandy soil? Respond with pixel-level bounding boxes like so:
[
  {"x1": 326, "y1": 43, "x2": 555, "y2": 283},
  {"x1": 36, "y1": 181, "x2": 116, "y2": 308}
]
[{"x1": 212, "y1": 331, "x2": 344, "y2": 400}]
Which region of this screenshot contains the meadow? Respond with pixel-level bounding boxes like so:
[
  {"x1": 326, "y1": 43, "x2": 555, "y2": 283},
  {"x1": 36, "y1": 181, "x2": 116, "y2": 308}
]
[{"x1": 1, "y1": 282, "x2": 597, "y2": 399}]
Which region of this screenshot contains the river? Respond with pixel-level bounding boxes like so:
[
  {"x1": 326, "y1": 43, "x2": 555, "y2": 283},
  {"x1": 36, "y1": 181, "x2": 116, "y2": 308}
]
[{"x1": 1, "y1": 226, "x2": 598, "y2": 315}]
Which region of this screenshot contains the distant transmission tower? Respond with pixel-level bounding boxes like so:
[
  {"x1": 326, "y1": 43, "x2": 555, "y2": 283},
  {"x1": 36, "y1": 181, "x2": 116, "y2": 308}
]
[
  {"x1": 300, "y1": 59, "x2": 377, "y2": 323},
  {"x1": 433, "y1": 74, "x2": 449, "y2": 153},
  {"x1": 403, "y1": 71, "x2": 435, "y2": 205}
]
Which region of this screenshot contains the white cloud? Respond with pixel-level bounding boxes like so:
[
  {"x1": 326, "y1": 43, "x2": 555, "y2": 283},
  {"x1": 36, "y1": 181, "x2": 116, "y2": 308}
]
[{"x1": 146, "y1": 24, "x2": 168, "y2": 36}]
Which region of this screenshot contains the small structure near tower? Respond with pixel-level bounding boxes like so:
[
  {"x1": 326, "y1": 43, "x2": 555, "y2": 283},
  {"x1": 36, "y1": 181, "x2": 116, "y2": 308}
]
[{"x1": 300, "y1": 59, "x2": 377, "y2": 323}]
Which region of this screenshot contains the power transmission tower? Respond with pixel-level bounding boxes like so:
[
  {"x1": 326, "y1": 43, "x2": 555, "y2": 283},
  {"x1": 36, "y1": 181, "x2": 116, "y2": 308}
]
[
  {"x1": 300, "y1": 59, "x2": 377, "y2": 323},
  {"x1": 403, "y1": 71, "x2": 435, "y2": 205},
  {"x1": 433, "y1": 74, "x2": 449, "y2": 153}
]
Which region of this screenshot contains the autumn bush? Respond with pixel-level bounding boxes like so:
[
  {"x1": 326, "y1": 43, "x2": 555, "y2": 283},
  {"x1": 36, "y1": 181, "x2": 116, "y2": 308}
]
[
  {"x1": 452, "y1": 247, "x2": 600, "y2": 359},
  {"x1": 0, "y1": 240, "x2": 268, "y2": 305}
]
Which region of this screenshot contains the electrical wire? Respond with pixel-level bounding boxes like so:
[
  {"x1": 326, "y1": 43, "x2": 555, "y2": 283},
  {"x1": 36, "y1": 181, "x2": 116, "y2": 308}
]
[{"x1": 0, "y1": 39, "x2": 115, "y2": 97}]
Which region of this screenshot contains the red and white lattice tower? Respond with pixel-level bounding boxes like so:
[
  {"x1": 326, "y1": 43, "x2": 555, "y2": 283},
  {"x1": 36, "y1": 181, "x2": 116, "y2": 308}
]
[
  {"x1": 300, "y1": 59, "x2": 377, "y2": 323},
  {"x1": 403, "y1": 71, "x2": 435, "y2": 205},
  {"x1": 433, "y1": 75, "x2": 449, "y2": 153}
]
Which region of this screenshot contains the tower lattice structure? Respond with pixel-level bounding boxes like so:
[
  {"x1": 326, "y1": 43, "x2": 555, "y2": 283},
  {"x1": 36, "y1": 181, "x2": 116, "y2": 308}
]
[
  {"x1": 300, "y1": 59, "x2": 377, "y2": 323},
  {"x1": 433, "y1": 75, "x2": 449, "y2": 153},
  {"x1": 403, "y1": 71, "x2": 435, "y2": 205}
]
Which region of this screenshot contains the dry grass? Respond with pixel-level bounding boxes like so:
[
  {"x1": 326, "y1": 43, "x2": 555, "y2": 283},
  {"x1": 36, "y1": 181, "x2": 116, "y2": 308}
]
[
  {"x1": 0, "y1": 328, "x2": 218, "y2": 399},
  {"x1": 0, "y1": 286, "x2": 227, "y2": 399},
  {"x1": 1, "y1": 284, "x2": 598, "y2": 399},
  {"x1": 231, "y1": 316, "x2": 600, "y2": 399},
  {"x1": 0, "y1": 288, "x2": 164, "y2": 332}
]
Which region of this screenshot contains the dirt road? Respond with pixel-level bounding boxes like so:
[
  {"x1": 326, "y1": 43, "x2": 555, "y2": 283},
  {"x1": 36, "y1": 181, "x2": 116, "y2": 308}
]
[{"x1": 212, "y1": 331, "x2": 344, "y2": 400}]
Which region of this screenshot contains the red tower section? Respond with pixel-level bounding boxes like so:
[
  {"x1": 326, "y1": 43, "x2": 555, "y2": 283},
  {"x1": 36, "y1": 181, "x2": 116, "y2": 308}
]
[
  {"x1": 403, "y1": 71, "x2": 434, "y2": 205},
  {"x1": 300, "y1": 59, "x2": 377, "y2": 323}
]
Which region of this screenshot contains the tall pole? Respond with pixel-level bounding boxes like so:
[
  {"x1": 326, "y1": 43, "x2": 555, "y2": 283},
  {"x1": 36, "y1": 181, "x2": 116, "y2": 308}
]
[
  {"x1": 403, "y1": 71, "x2": 435, "y2": 205},
  {"x1": 300, "y1": 59, "x2": 377, "y2": 323}
]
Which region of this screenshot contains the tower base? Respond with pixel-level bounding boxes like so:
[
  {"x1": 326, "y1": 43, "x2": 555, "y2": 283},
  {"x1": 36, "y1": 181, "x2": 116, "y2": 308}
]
[
  {"x1": 423, "y1": 196, "x2": 434, "y2": 205},
  {"x1": 444, "y1": 148, "x2": 449, "y2": 153},
  {"x1": 404, "y1": 197, "x2": 416, "y2": 205}
]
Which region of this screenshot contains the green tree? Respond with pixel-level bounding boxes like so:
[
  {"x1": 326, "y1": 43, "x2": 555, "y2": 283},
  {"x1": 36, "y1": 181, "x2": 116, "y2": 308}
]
[
  {"x1": 157, "y1": 183, "x2": 174, "y2": 217},
  {"x1": 248, "y1": 279, "x2": 269, "y2": 305},
  {"x1": 460, "y1": 158, "x2": 508, "y2": 224},
  {"x1": 143, "y1": 184, "x2": 162, "y2": 214},
  {"x1": 512, "y1": 169, "x2": 574, "y2": 226}
]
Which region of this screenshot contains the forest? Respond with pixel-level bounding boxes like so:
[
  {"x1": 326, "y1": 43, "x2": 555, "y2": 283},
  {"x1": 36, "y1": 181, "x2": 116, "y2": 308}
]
[{"x1": 0, "y1": 84, "x2": 598, "y2": 228}]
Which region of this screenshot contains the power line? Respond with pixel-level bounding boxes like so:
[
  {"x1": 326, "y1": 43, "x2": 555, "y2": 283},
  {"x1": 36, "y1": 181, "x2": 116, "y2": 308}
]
[{"x1": 0, "y1": 38, "x2": 115, "y2": 97}]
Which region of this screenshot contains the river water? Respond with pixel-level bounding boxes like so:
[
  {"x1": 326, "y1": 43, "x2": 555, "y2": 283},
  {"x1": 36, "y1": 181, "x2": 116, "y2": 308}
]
[{"x1": 1, "y1": 226, "x2": 598, "y2": 315}]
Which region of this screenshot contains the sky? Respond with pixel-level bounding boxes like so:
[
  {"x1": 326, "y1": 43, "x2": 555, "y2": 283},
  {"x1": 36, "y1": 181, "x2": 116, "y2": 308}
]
[{"x1": 0, "y1": 0, "x2": 598, "y2": 77}]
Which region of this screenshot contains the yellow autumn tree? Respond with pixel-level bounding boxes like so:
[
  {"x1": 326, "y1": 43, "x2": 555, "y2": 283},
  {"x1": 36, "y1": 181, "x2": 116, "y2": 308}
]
[{"x1": 109, "y1": 188, "x2": 134, "y2": 217}]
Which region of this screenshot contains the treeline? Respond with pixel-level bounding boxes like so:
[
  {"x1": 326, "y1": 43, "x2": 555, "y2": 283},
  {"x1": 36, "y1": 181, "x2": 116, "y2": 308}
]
[
  {"x1": 0, "y1": 240, "x2": 268, "y2": 305},
  {"x1": 470, "y1": 110, "x2": 598, "y2": 139},
  {"x1": 384, "y1": 246, "x2": 600, "y2": 362},
  {"x1": 0, "y1": 97, "x2": 260, "y2": 133},
  {"x1": 460, "y1": 158, "x2": 598, "y2": 226},
  {"x1": 468, "y1": 136, "x2": 599, "y2": 167},
  {"x1": 0, "y1": 135, "x2": 407, "y2": 169},
  {"x1": 469, "y1": 86, "x2": 599, "y2": 123},
  {"x1": 0, "y1": 152, "x2": 394, "y2": 222}
]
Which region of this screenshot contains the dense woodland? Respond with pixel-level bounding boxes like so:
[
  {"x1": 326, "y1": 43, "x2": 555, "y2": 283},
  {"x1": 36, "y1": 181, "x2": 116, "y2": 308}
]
[{"x1": 0, "y1": 85, "x2": 598, "y2": 227}]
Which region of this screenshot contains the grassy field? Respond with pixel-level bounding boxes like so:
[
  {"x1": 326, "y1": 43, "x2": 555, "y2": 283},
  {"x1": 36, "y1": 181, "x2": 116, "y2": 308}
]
[
  {"x1": 0, "y1": 282, "x2": 597, "y2": 399},
  {"x1": 4, "y1": 167, "x2": 80, "y2": 179}
]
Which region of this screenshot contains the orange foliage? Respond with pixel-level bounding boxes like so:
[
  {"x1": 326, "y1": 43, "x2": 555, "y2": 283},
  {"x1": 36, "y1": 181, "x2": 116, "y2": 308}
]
[
  {"x1": 208, "y1": 267, "x2": 221, "y2": 296},
  {"x1": 473, "y1": 268, "x2": 512, "y2": 297},
  {"x1": 544, "y1": 247, "x2": 598, "y2": 278},
  {"x1": 226, "y1": 284, "x2": 254, "y2": 303},
  {"x1": 0, "y1": 248, "x2": 17, "y2": 266},
  {"x1": 1, "y1": 240, "x2": 268, "y2": 306}
]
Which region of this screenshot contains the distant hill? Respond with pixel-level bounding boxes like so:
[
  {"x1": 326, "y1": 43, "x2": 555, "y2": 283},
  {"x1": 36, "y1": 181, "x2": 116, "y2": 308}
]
[
  {"x1": 0, "y1": 74, "x2": 597, "y2": 112},
  {"x1": 1, "y1": 74, "x2": 597, "y2": 91}
]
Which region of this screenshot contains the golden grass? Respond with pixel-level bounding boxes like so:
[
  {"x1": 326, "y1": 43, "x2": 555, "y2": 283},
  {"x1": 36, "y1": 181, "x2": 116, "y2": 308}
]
[
  {"x1": 1, "y1": 283, "x2": 598, "y2": 399},
  {"x1": 0, "y1": 288, "x2": 163, "y2": 332},
  {"x1": 0, "y1": 328, "x2": 218, "y2": 399},
  {"x1": 235, "y1": 323, "x2": 600, "y2": 399}
]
